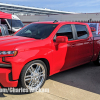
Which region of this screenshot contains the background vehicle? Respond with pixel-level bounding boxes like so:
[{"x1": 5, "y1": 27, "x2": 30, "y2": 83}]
[
  {"x1": 0, "y1": 11, "x2": 24, "y2": 34},
  {"x1": 90, "y1": 27, "x2": 96, "y2": 32},
  {"x1": 0, "y1": 24, "x2": 9, "y2": 36},
  {"x1": 0, "y1": 21, "x2": 100, "y2": 92}
]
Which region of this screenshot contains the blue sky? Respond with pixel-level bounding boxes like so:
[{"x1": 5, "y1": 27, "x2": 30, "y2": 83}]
[{"x1": 0, "y1": 0, "x2": 100, "y2": 13}]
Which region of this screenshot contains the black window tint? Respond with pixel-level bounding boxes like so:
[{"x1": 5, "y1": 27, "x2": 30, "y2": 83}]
[
  {"x1": 7, "y1": 19, "x2": 24, "y2": 28},
  {"x1": 15, "y1": 24, "x2": 58, "y2": 39},
  {"x1": 57, "y1": 25, "x2": 73, "y2": 40},
  {"x1": 75, "y1": 25, "x2": 88, "y2": 39}
]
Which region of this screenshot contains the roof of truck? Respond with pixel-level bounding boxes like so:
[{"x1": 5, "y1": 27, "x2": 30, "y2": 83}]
[
  {"x1": 0, "y1": 11, "x2": 11, "y2": 19},
  {"x1": 32, "y1": 21, "x2": 88, "y2": 25}
]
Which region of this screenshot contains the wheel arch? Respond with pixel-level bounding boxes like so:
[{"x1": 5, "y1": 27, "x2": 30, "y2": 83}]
[
  {"x1": 23, "y1": 58, "x2": 50, "y2": 76},
  {"x1": 37, "y1": 58, "x2": 50, "y2": 76},
  {"x1": 18, "y1": 58, "x2": 50, "y2": 87}
]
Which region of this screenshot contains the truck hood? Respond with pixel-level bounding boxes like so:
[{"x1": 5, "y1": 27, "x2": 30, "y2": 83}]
[{"x1": 0, "y1": 36, "x2": 37, "y2": 51}]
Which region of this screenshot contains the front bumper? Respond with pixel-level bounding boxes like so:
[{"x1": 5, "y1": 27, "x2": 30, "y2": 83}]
[{"x1": 0, "y1": 68, "x2": 18, "y2": 87}]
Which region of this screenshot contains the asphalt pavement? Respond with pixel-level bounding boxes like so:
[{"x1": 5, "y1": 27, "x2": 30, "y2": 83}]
[{"x1": 0, "y1": 62, "x2": 100, "y2": 100}]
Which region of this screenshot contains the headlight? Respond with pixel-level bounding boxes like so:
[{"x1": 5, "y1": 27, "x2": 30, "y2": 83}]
[{"x1": 0, "y1": 51, "x2": 18, "y2": 57}]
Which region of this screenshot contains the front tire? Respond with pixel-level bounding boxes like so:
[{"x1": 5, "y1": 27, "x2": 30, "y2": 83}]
[{"x1": 19, "y1": 60, "x2": 47, "y2": 92}]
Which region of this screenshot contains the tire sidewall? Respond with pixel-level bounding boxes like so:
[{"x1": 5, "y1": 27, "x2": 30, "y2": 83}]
[{"x1": 20, "y1": 60, "x2": 47, "y2": 92}]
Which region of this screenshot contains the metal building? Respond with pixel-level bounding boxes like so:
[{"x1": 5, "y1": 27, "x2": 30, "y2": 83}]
[
  {"x1": 0, "y1": 3, "x2": 100, "y2": 25},
  {"x1": 0, "y1": 3, "x2": 75, "y2": 15}
]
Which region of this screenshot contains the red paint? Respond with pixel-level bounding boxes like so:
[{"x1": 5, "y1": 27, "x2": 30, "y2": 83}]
[
  {"x1": 0, "y1": 21, "x2": 99, "y2": 87},
  {"x1": 0, "y1": 68, "x2": 18, "y2": 87},
  {"x1": 56, "y1": 36, "x2": 68, "y2": 43},
  {"x1": 0, "y1": 11, "x2": 12, "y2": 19}
]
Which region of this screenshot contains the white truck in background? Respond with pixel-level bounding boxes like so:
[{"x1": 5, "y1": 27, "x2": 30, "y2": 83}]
[
  {"x1": 0, "y1": 11, "x2": 24, "y2": 34},
  {"x1": 0, "y1": 24, "x2": 9, "y2": 36}
]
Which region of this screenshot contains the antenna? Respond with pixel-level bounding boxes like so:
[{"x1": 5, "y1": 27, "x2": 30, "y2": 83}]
[{"x1": 53, "y1": 20, "x2": 58, "y2": 23}]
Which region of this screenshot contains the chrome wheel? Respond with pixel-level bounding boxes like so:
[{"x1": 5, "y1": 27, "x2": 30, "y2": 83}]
[{"x1": 24, "y1": 63, "x2": 45, "y2": 91}]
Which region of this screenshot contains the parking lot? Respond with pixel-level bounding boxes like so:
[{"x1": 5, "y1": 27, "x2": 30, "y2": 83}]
[{"x1": 0, "y1": 62, "x2": 100, "y2": 100}]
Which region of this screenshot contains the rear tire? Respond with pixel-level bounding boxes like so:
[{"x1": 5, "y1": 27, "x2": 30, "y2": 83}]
[
  {"x1": 93, "y1": 53, "x2": 100, "y2": 66},
  {"x1": 19, "y1": 60, "x2": 47, "y2": 92}
]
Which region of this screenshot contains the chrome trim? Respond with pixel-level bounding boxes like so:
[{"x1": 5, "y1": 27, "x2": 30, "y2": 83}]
[{"x1": 0, "y1": 64, "x2": 12, "y2": 67}]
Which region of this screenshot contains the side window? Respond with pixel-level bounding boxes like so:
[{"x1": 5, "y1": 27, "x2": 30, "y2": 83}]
[
  {"x1": 75, "y1": 25, "x2": 88, "y2": 39},
  {"x1": 57, "y1": 25, "x2": 73, "y2": 40}
]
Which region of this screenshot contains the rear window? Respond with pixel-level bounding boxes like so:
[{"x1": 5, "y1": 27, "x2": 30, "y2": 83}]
[{"x1": 75, "y1": 25, "x2": 88, "y2": 39}]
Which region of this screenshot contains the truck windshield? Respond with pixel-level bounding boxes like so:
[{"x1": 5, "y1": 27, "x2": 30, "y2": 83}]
[
  {"x1": 15, "y1": 23, "x2": 58, "y2": 39},
  {"x1": 7, "y1": 19, "x2": 24, "y2": 28}
]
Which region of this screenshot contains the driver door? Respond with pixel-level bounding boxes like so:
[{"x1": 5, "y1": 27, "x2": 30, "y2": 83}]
[{"x1": 52, "y1": 24, "x2": 78, "y2": 72}]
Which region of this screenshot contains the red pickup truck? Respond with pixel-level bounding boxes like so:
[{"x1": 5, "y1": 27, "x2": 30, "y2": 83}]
[{"x1": 0, "y1": 21, "x2": 100, "y2": 92}]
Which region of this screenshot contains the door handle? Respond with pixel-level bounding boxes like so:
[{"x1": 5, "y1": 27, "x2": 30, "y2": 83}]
[{"x1": 72, "y1": 44, "x2": 75, "y2": 47}]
